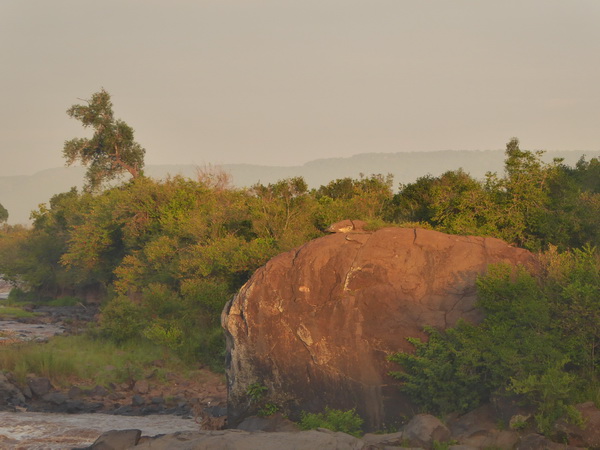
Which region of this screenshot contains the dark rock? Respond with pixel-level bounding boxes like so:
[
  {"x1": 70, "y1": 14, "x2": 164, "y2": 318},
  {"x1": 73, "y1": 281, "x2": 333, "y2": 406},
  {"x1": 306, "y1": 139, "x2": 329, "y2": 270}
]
[
  {"x1": 205, "y1": 404, "x2": 227, "y2": 418},
  {"x1": 87, "y1": 429, "x2": 141, "y2": 450},
  {"x1": 555, "y1": 401, "x2": 600, "y2": 448},
  {"x1": 68, "y1": 386, "x2": 83, "y2": 399},
  {"x1": 362, "y1": 431, "x2": 405, "y2": 447},
  {"x1": 89, "y1": 385, "x2": 110, "y2": 398},
  {"x1": 64, "y1": 400, "x2": 86, "y2": 413},
  {"x1": 27, "y1": 376, "x2": 52, "y2": 397},
  {"x1": 108, "y1": 392, "x2": 125, "y2": 401},
  {"x1": 518, "y1": 433, "x2": 582, "y2": 450},
  {"x1": 131, "y1": 394, "x2": 145, "y2": 406},
  {"x1": 222, "y1": 227, "x2": 536, "y2": 430},
  {"x1": 21, "y1": 384, "x2": 32, "y2": 399},
  {"x1": 236, "y1": 413, "x2": 300, "y2": 432},
  {"x1": 403, "y1": 414, "x2": 451, "y2": 449},
  {"x1": 141, "y1": 404, "x2": 163, "y2": 414},
  {"x1": 0, "y1": 372, "x2": 25, "y2": 409},
  {"x1": 111, "y1": 405, "x2": 135, "y2": 416},
  {"x1": 447, "y1": 402, "x2": 518, "y2": 447},
  {"x1": 151, "y1": 396, "x2": 165, "y2": 405},
  {"x1": 42, "y1": 392, "x2": 68, "y2": 405},
  {"x1": 133, "y1": 380, "x2": 149, "y2": 395},
  {"x1": 132, "y1": 429, "x2": 365, "y2": 450}
]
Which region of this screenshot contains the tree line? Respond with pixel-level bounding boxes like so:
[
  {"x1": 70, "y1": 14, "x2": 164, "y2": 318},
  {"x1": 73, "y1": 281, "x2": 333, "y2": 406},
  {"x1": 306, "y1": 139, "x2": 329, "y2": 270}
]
[{"x1": 0, "y1": 90, "x2": 599, "y2": 377}]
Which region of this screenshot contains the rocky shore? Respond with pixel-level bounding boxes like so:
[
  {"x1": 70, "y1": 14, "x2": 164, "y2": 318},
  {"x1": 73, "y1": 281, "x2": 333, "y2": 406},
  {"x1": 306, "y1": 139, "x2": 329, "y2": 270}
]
[
  {"x1": 80, "y1": 403, "x2": 600, "y2": 450},
  {"x1": 0, "y1": 302, "x2": 227, "y2": 421}
]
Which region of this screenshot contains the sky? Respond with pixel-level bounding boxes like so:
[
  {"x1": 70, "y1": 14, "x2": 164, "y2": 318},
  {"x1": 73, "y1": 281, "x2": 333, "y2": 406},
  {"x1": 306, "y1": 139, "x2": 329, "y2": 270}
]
[{"x1": 1, "y1": 1, "x2": 599, "y2": 177}]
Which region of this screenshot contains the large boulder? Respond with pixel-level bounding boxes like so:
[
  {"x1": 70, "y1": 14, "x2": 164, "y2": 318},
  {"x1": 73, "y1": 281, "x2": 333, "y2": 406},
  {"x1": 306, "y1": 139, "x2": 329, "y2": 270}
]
[{"x1": 222, "y1": 227, "x2": 536, "y2": 430}]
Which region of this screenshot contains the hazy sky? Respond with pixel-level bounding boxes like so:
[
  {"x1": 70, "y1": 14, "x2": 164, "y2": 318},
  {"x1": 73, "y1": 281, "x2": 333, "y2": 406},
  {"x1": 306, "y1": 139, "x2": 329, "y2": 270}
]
[{"x1": 2, "y1": 1, "x2": 599, "y2": 176}]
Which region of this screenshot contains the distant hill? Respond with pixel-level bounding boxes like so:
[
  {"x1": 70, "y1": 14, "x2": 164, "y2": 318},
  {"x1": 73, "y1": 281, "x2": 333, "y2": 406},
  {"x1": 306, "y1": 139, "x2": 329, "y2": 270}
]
[{"x1": 1, "y1": 150, "x2": 598, "y2": 225}]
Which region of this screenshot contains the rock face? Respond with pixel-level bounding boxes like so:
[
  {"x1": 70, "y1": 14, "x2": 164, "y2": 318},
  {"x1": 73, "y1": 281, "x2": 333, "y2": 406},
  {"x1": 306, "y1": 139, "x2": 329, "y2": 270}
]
[{"x1": 221, "y1": 227, "x2": 536, "y2": 430}]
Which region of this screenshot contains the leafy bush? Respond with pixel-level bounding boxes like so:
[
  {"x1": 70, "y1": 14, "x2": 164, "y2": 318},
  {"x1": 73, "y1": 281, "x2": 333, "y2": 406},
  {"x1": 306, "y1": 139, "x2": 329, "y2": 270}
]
[
  {"x1": 246, "y1": 382, "x2": 268, "y2": 402},
  {"x1": 299, "y1": 407, "x2": 364, "y2": 437},
  {"x1": 389, "y1": 252, "x2": 600, "y2": 435},
  {"x1": 99, "y1": 296, "x2": 148, "y2": 343},
  {"x1": 388, "y1": 323, "x2": 490, "y2": 416}
]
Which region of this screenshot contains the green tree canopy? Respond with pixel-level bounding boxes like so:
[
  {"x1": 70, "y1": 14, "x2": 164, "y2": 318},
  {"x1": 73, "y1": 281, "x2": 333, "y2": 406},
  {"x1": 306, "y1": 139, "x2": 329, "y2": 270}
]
[
  {"x1": 0, "y1": 203, "x2": 7, "y2": 223},
  {"x1": 63, "y1": 89, "x2": 145, "y2": 190}
]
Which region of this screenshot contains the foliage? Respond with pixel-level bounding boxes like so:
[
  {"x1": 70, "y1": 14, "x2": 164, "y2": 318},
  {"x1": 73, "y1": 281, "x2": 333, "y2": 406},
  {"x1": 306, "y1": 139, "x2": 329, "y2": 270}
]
[
  {"x1": 0, "y1": 334, "x2": 190, "y2": 388},
  {"x1": 389, "y1": 250, "x2": 600, "y2": 434},
  {"x1": 0, "y1": 203, "x2": 8, "y2": 223},
  {"x1": 246, "y1": 382, "x2": 268, "y2": 402},
  {"x1": 0, "y1": 306, "x2": 38, "y2": 319},
  {"x1": 45, "y1": 296, "x2": 83, "y2": 307},
  {"x1": 315, "y1": 173, "x2": 394, "y2": 229},
  {"x1": 388, "y1": 139, "x2": 600, "y2": 251},
  {"x1": 299, "y1": 407, "x2": 364, "y2": 437},
  {"x1": 258, "y1": 402, "x2": 280, "y2": 417},
  {"x1": 2, "y1": 131, "x2": 599, "y2": 382},
  {"x1": 63, "y1": 89, "x2": 145, "y2": 190},
  {"x1": 388, "y1": 323, "x2": 490, "y2": 416},
  {"x1": 99, "y1": 295, "x2": 148, "y2": 343}
]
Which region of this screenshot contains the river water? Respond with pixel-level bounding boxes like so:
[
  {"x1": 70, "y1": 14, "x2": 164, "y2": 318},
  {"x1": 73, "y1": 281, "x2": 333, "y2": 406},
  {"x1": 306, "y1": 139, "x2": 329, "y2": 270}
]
[
  {"x1": 0, "y1": 292, "x2": 201, "y2": 448},
  {"x1": 0, "y1": 320, "x2": 200, "y2": 449},
  {"x1": 0, "y1": 411, "x2": 200, "y2": 449}
]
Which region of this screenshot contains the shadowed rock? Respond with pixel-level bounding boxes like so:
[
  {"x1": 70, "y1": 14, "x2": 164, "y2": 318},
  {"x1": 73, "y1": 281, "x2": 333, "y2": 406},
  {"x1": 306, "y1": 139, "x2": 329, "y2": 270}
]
[{"x1": 222, "y1": 227, "x2": 536, "y2": 430}]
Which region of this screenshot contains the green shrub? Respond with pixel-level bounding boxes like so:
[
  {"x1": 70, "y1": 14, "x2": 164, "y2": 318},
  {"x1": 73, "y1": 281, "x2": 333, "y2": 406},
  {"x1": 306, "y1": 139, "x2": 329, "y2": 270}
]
[
  {"x1": 258, "y1": 402, "x2": 280, "y2": 417},
  {"x1": 99, "y1": 296, "x2": 148, "y2": 343},
  {"x1": 46, "y1": 296, "x2": 83, "y2": 307},
  {"x1": 389, "y1": 254, "x2": 600, "y2": 435},
  {"x1": 388, "y1": 322, "x2": 491, "y2": 416},
  {"x1": 299, "y1": 407, "x2": 364, "y2": 437},
  {"x1": 246, "y1": 382, "x2": 268, "y2": 402}
]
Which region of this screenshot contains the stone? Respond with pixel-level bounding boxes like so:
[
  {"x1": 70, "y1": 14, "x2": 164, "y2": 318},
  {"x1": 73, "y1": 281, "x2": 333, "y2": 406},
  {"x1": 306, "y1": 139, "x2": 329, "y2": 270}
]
[
  {"x1": 0, "y1": 372, "x2": 25, "y2": 409},
  {"x1": 236, "y1": 413, "x2": 300, "y2": 432},
  {"x1": 327, "y1": 219, "x2": 368, "y2": 233},
  {"x1": 362, "y1": 431, "x2": 405, "y2": 447},
  {"x1": 222, "y1": 227, "x2": 536, "y2": 429},
  {"x1": 42, "y1": 392, "x2": 68, "y2": 405},
  {"x1": 446, "y1": 403, "x2": 520, "y2": 448},
  {"x1": 555, "y1": 401, "x2": 600, "y2": 448},
  {"x1": 68, "y1": 386, "x2": 83, "y2": 399},
  {"x1": 89, "y1": 385, "x2": 110, "y2": 398},
  {"x1": 27, "y1": 377, "x2": 52, "y2": 397},
  {"x1": 87, "y1": 429, "x2": 141, "y2": 449},
  {"x1": 133, "y1": 429, "x2": 366, "y2": 450},
  {"x1": 133, "y1": 379, "x2": 149, "y2": 395},
  {"x1": 518, "y1": 432, "x2": 583, "y2": 450},
  {"x1": 458, "y1": 430, "x2": 519, "y2": 449},
  {"x1": 131, "y1": 394, "x2": 145, "y2": 406},
  {"x1": 403, "y1": 414, "x2": 451, "y2": 449}
]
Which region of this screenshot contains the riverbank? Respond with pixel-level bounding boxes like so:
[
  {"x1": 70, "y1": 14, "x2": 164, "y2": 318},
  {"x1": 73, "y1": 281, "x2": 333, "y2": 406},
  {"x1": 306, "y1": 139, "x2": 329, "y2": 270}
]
[
  {"x1": 0, "y1": 296, "x2": 228, "y2": 447},
  {"x1": 0, "y1": 411, "x2": 201, "y2": 450}
]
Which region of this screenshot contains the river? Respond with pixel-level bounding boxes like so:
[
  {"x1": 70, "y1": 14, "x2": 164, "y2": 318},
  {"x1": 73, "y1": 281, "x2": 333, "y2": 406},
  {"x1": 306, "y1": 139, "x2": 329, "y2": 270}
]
[
  {"x1": 0, "y1": 411, "x2": 200, "y2": 449},
  {"x1": 0, "y1": 291, "x2": 204, "y2": 448}
]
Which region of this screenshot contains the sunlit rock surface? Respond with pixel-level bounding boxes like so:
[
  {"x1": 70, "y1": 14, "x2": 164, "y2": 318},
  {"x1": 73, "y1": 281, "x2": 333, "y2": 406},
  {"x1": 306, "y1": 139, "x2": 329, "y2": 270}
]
[{"x1": 222, "y1": 227, "x2": 536, "y2": 430}]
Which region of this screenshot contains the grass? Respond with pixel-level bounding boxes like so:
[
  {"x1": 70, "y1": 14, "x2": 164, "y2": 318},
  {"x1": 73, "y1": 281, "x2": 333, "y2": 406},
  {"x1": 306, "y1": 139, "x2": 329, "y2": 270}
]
[
  {"x1": 45, "y1": 296, "x2": 84, "y2": 307},
  {"x1": 0, "y1": 305, "x2": 39, "y2": 319},
  {"x1": 0, "y1": 334, "x2": 193, "y2": 388}
]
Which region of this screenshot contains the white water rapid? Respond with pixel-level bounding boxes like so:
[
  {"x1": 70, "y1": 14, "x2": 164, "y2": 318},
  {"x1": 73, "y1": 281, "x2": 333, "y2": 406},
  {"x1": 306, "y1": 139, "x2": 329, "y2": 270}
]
[{"x1": 0, "y1": 411, "x2": 200, "y2": 449}]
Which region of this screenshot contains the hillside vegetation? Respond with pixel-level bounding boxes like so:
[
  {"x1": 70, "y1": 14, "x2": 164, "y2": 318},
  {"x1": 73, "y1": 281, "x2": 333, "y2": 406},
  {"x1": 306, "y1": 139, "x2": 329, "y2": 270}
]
[{"x1": 1, "y1": 138, "x2": 599, "y2": 435}]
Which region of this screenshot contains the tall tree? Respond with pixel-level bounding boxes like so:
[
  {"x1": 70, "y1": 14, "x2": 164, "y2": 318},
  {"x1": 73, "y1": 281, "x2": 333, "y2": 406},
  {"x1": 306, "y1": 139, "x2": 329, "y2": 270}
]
[
  {"x1": 0, "y1": 203, "x2": 7, "y2": 223},
  {"x1": 63, "y1": 89, "x2": 145, "y2": 190}
]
